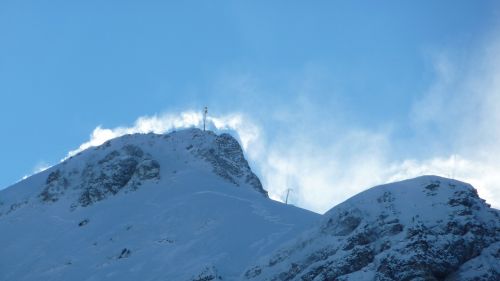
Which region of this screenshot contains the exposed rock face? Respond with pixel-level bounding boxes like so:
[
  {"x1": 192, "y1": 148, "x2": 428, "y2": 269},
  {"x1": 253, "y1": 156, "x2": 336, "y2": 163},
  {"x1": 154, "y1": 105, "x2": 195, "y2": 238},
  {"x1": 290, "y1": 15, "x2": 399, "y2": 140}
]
[
  {"x1": 189, "y1": 265, "x2": 222, "y2": 281},
  {"x1": 245, "y1": 176, "x2": 500, "y2": 281},
  {"x1": 192, "y1": 132, "x2": 267, "y2": 197},
  {"x1": 38, "y1": 144, "x2": 160, "y2": 207},
  {"x1": 39, "y1": 169, "x2": 70, "y2": 202},
  {"x1": 77, "y1": 144, "x2": 160, "y2": 207},
  {"x1": 447, "y1": 242, "x2": 500, "y2": 281}
]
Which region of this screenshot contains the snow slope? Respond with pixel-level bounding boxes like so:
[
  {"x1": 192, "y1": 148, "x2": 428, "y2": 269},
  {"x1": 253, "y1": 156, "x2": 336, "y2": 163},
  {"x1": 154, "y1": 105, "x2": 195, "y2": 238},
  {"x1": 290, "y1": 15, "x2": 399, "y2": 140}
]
[
  {"x1": 245, "y1": 176, "x2": 500, "y2": 281},
  {"x1": 2, "y1": 128, "x2": 498, "y2": 281},
  {"x1": 0, "y1": 129, "x2": 320, "y2": 281}
]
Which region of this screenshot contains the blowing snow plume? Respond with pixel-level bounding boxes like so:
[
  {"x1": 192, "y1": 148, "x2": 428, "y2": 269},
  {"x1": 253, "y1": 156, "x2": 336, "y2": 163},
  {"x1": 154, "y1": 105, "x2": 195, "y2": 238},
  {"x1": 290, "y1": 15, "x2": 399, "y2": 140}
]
[
  {"x1": 66, "y1": 111, "x2": 260, "y2": 159},
  {"x1": 62, "y1": 103, "x2": 500, "y2": 214}
]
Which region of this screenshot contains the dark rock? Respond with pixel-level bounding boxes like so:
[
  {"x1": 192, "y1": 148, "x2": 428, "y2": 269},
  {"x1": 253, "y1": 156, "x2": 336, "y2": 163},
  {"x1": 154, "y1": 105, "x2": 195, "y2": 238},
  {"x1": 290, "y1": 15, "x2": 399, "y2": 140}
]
[
  {"x1": 136, "y1": 159, "x2": 160, "y2": 180},
  {"x1": 190, "y1": 265, "x2": 222, "y2": 281},
  {"x1": 39, "y1": 169, "x2": 70, "y2": 202},
  {"x1": 4, "y1": 200, "x2": 28, "y2": 215},
  {"x1": 343, "y1": 227, "x2": 377, "y2": 250},
  {"x1": 46, "y1": 170, "x2": 61, "y2": 184},
  {"x1": 77, "y1": 145, "x2": 160, "y2": 207},
  {"x1": 192, "y1": 133, "x2": 267, "y2": 196},
  {"x1": 123, "y1": 144, "x2": 144, "y2": 158},
  {"x1": 323, "y1": 210, "x2": 362, "y2": 236},
  {"x1": 302, "y1": 246, "x2": 375, "y2": 281},
  {"x1": 98, "y1": 150, "x2": 120, "y2": 164},
  {"x1": 423, "y1": 181, "x2": 440, "y2": 196},
  {"x1": 377, "y1": 191, "x2": 395, "y2": 204},
  {"x1": 118, "y1": 248, "x2": 131, "y2": 259},
  {"x1": 78, "y1": 219, "x2": 89, "y2": 227},
  {"x1": 245, "y1": 178, "x2": 500, "y2": 281},
  {"x1": 244, "y1": 266, "x2": 262, "y2": 279},
  {"x1": 424, "y1": 182, "x2": 440, "y2": 192}
]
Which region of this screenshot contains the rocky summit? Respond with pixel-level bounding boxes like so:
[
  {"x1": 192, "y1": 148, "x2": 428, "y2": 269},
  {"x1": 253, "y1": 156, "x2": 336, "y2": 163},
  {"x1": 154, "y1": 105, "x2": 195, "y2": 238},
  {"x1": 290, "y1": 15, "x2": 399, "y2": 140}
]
[
  {"x1": 245, "y1": 176, "x2": 500, "y2": 281},
  {"x1": 0, "y1": 129, "x2": 498, "y2": 281},
  {"x1": 0, "y1": 129, "x2": 318, "y2": 280},
  {"x1": 36, "y1": 128, "x2": 267, "y2": 209}
]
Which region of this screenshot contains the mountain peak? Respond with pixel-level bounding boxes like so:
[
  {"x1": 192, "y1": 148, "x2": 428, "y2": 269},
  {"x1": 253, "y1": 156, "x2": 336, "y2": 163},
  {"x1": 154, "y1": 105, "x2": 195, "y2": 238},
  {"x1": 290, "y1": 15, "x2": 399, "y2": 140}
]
[
  {"x1": 3, "y1": 128, "x2": 266, "y2": 212},
  {"x1": 245, "y1": 176, "x2": 500, "y2": 281},
  {"x1": 0, "y1": 129, "x2": 318, "y2": 281},
  {"x1": 2, "y1": 132, "x2": 498, "y2": 280}
]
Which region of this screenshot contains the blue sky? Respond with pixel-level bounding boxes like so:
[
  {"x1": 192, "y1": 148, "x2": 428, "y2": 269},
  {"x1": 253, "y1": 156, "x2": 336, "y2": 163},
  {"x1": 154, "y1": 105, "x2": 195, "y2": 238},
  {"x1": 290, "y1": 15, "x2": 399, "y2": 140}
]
[{"x1": 2, "y1": 1, "x2": 500, "y2": 212}]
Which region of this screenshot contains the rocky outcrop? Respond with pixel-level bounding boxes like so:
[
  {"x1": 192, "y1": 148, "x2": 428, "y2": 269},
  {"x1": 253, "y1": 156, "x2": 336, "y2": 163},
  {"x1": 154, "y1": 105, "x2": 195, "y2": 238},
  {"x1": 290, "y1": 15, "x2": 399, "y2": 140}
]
[
  {"x1": 245, "y1": 176, "x2": 500, "y2": 281},
  {"x1": 190, "y1": 132, "x2": 267, "y2": 197},
  {"x1": 189, "y1": 266, "x2": 222, "y2": 281},
  {"x1": 446, "y1": 241, "x2": 500, "y2": 281},
  {"x1": 39, "y1": 169, "x2": 70, "y2": 202},
  {"x1": 77, "y1": 144, "x2": 160, "y2": 207},
  {"x1": 38, "y1": 144, "x2": 160, "y2": 207}
]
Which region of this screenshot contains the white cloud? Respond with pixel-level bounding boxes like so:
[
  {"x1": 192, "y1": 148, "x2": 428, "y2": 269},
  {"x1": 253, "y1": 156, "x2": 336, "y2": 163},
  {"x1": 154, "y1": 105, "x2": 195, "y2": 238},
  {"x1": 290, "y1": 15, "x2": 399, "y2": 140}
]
[
  {"x1": 52, "y1": 29, "x2": 500, "y2": 214},
  {"x1": 33, "y1": 161, "x2": 51, "y2": 174},
  {"x1": 66, "y1": 111, "x2": 261, "y2": 159},
  {"x1": 256, "y1": 129, "x2": 391, "y2": 212},
  {"x1": 257, "y1": 139, "x2": 500, "y2": 213},
  {"x1": 61, "y1": 91, "x2": 500, "y2": 214},
  {"x1": 67, "y1": 111, "x2": 203, "y2": 157},
  {"x1": 386, "y1": 155, "x2": 500, "y2": 208},
  {"x1": 20, "y1": 161, "x2": 52, "y2": 182},
  {"x1": 400, "y1": 30, "x2": 500, "y2": 210},
  {"x1": 65, "y1": 109, "x2": 395, "y2": 213},
  {"x1": 249, "y1": 30, "x2": 500, "y2": 213}
]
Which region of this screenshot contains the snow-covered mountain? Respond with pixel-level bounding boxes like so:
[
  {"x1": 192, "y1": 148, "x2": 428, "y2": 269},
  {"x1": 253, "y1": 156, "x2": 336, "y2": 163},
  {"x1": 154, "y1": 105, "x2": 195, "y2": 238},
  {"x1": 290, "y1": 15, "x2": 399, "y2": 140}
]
[
  {"x1": 1, "y1": 128, "x2": 498, "y2": 281},
  {"x1": 244, "y1": 176, "x2": 500, "y2": 281},
  {"x1": 0, "y1": 129, "x2": 319, "y2": 280}
]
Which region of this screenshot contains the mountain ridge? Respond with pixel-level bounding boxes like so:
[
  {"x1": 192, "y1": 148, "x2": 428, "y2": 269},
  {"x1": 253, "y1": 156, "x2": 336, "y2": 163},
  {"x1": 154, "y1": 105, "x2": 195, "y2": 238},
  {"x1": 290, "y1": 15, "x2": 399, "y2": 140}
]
[
  {"x1": 1, "y1": 128, "x2": 267, "y2": 214},
  {"x1": 0, "y1": 128, "x2": 318, "y2": 280},
  {"x1": 1, "y1": 129, "x2": 498, "y2": 280},
  {"x1": 245, "y1": 176, "x2": 499, "y2": 281}
]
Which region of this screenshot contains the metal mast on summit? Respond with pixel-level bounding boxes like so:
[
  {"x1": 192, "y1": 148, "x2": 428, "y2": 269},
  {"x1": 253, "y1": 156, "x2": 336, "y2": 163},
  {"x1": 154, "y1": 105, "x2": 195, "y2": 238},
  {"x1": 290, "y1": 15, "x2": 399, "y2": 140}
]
[
  {"x1": 203, "y1": 106, "x2": 208, "y2": 131},
  {"x1": 285, "y1": 188, "x2": 292, "y2": 204},
  {"x1": 285, "y1": 163, "x2": 293, "y2": 204}
]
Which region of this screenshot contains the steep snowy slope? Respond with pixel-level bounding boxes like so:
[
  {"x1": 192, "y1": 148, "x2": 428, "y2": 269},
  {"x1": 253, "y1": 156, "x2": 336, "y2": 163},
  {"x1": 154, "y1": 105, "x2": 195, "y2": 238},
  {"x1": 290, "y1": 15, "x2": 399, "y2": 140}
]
[
  {"x1": 245, "y1": 176, "x2": 500, "y2": 281},
  {"x1": 0, "y1": 128, "x2": 320, "y2": 281}
]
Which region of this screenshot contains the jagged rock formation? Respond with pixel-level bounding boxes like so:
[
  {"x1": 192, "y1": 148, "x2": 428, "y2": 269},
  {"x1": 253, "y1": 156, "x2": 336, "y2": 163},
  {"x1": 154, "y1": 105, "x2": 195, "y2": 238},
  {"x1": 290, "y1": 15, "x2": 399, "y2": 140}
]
[
  {"x1": 39, "y1": 144, "x2": 161, "y2": 207},
  {"x1": 245, "y1": 176, "x2": 500, "y2": 281},
  {"x1": 77, "y1": 144, "x2": 160, "y2": 207},
  {"x1": 188, "y1": 131, "x2": 267, "y2": 196}
]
